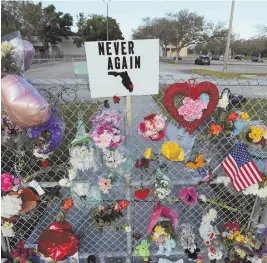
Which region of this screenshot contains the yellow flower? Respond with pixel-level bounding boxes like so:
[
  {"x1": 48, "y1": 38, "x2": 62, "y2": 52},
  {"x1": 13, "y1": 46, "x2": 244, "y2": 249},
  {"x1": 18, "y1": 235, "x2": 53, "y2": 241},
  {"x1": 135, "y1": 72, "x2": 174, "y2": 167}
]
[
  {"x1": 161, "y1": 141, "x2": 184, "y2": 162},
  {"x1": 1, "y1": 41, "x2": 13, "y2": 58},
  {"x1": 154, "y1": 226, "x2": 164, "y2": 233},
  {"x1": 233, "y1": 231, "x2": 240, "y2": 237},
  {"x1": 249, "y1": 126, "x2": 264, "y2": 143},
  {"x1": 144, "y1": 148, "x2": 152, "y2": 159},
  {"x1": 227, "y1": 234, "x2": 234, "y2": 240},
  {"x1": 235, "y1": 234, "x2": 245, "y2": 243},
  {"x1": 235, "y1": 248, "x2": 246, "y2": 258},
  {"x1": 240, "y1": 112, "x2": 250, "y2": 121}
]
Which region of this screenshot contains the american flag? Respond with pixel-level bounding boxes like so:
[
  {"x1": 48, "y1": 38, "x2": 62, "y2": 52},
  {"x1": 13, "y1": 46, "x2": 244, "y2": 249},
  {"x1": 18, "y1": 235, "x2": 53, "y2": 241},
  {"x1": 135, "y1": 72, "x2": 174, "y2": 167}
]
[{"x1": 221, "y1": 143, "x2": 264, "y2": 191}]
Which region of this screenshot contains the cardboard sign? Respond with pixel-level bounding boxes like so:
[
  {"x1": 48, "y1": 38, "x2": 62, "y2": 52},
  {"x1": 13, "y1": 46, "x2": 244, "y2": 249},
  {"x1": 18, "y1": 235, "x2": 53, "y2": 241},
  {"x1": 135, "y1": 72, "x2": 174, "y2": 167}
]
[{"x1": 85, "y1": 39, "x2": 159, "y2": 98}]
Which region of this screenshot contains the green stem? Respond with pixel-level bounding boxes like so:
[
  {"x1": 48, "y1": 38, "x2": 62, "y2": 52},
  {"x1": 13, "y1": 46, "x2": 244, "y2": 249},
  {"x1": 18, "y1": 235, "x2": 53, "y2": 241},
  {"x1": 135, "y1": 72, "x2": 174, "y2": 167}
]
[{"x1": 205, "y1": 199, "x2": 240, "y2": 213}]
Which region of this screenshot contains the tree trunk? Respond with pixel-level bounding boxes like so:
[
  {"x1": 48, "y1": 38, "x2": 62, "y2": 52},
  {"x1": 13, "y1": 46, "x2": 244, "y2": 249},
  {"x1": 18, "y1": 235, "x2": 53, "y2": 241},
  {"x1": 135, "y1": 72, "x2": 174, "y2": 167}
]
[
  {"x1": 176, "y1": 48, "x2": 181, "y2": 62},
  {"x1": 164, "y1": 47, "x2": 167, "y2": 61}
]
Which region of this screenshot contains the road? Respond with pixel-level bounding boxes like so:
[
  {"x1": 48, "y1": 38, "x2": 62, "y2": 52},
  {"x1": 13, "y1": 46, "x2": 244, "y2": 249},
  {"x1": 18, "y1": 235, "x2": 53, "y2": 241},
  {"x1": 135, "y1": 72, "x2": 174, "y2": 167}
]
[{"x1": 26, "y1": 59, "x2": 267, "y2": 80}]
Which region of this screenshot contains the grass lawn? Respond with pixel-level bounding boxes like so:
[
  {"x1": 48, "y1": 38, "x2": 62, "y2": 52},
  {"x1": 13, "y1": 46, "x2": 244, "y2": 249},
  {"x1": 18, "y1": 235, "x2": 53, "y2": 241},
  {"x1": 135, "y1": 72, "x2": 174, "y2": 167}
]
[
  {"x1": 153, "y1": 88, "x2": 267, "y2": 123},
  {"x1": 190, "y1": 69, "x2": 267, "y2": 79}
]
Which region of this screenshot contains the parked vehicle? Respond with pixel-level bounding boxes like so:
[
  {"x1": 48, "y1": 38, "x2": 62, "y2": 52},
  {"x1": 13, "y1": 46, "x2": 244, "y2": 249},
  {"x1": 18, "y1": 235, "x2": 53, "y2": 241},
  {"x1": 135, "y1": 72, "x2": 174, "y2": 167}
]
[
  {"x1": 252, "y1": 57, "x2": 264, "y2": 62},
  {"x1": 195, "y1": 55, "x2": 210, "y2": 65},
  {"x1": 211, "y1": 55, "x2": 220, "y2": 60},
  {"x1": 234, "y1": 55, "x2": 243, "y2": 60}
]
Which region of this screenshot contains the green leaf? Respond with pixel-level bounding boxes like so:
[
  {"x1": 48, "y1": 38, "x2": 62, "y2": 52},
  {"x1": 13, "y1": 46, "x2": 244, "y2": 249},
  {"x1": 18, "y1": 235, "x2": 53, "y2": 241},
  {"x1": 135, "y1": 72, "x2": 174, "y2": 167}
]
[{"x1": 56, "y1": 210, "x2": 65, "y2": 221}]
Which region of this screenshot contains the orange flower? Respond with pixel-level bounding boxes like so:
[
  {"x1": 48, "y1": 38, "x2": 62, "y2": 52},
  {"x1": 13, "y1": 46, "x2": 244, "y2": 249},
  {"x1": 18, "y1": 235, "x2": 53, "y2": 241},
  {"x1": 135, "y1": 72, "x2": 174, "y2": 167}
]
[
  {"x1": 63, "y1": 198, "x2": 74, "y2": 211},
  {"x1": 210, "y1": 123, "x2": 223, "y2": 136},
  {"x1": 226, "y1": 112, "x2": 238, "y2": 121},
  {"x1": 117, "y1": 200, "x2": 130, "y2": 209}
]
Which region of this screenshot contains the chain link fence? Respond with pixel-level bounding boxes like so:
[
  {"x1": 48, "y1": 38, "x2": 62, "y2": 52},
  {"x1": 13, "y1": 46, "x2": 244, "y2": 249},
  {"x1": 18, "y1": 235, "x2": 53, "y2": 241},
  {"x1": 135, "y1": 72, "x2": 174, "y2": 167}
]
[{"x1": 2, "y1": 70, "x2": 267, "y2": 262}]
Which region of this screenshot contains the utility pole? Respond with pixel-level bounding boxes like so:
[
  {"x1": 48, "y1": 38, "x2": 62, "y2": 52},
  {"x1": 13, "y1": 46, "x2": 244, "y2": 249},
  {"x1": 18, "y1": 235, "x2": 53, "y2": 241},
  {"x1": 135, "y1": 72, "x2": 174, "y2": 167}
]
[
  {"x1": 103, "y1": 0, "x2": 111, "y2": 40},
  {"x1": 223, "y1": 0, "x2": 235, "y2": 72}
]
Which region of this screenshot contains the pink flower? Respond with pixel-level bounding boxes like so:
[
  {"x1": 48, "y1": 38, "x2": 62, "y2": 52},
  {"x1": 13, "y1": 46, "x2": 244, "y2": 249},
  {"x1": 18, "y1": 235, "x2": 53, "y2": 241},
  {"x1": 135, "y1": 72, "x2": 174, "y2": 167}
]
[
  {"x1": 179, "y1": 187, "x2": 198, "y2": 205},
  {"x1": 98, "y1": 178, "x2": 112, "y2": 194},
  {"x1": 114, "y1": 203, "x2": 121, "y2": 211},
  {"x1": 1, "y1": 173, "x2": 14, "y2": 192},
  {"x1": 139, "y1": 114, "x2": 167, "y2": 141},
  {"x1": 98, "y1": 205, "x2": 105, "y2": 212},
  {"x1": 178, "y1": 97, "x2": 208, "y2": 122}
]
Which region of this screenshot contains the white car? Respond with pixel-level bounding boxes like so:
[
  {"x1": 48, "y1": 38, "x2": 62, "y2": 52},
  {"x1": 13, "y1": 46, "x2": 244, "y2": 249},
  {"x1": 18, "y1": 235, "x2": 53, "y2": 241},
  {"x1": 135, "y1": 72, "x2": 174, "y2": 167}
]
[{"x1": 219, "y1": 55, "x2": 232, "y2": 60}]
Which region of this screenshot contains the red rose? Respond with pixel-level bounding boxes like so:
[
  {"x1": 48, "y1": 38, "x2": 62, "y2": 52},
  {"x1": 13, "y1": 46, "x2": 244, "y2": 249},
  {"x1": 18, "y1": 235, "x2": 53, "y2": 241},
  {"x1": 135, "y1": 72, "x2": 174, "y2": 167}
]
[
  {"x1": 209, "y1": 247, "x2": 216, "y2": 253},
  {"x1": 1, "y1": 173, "x2": 14, "y2": 192},
  {"x1": 226, "y1": 112, "x2": 238, "y2": 121}
]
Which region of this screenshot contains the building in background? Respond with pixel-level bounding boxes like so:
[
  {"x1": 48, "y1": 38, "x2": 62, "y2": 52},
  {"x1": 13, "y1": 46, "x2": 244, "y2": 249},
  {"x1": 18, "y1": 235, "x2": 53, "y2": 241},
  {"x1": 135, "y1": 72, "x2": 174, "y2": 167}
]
[
  {"x1": 160, "y1": 45, "x2": 188, "y2": 58},
  {"x1": 32, "y1": 35, "x2": 85, "y2": 58}
]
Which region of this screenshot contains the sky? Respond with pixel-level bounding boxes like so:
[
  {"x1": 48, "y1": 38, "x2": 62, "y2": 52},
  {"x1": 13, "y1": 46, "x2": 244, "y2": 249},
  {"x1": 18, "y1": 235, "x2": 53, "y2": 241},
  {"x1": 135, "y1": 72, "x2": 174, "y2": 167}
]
[{"x1": 38, "y1": 0, "x2": 267, "y2": 40}]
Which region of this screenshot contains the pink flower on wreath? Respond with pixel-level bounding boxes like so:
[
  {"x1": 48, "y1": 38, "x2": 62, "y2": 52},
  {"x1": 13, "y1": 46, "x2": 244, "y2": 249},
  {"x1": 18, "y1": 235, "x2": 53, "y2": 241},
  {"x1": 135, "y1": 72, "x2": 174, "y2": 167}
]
[
  {"x1": 1, "y1": 173, "x2": 14, "y2": 192},
  {"x1": 179, "y1": 187, "x2": 198, "y2": 205},
  {"x1": 178, "y1": 97, "x2": 208, "y2": 122},
  {"x1": 98, "y1": 178, "x2": 112, "y2": 194}
]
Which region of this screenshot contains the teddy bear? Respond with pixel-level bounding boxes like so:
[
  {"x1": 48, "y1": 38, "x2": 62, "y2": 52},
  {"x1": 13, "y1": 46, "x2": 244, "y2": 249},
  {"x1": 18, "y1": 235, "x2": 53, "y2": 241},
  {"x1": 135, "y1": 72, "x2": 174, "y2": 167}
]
[
  {"x1": 156, "y1": 235, "x2": 176, "y2": 257},
  {"x1": 185, "y1": 247, "x2": 201, "y2": 261},
  {"x1": 135, "y1": 240, "x2": 150, "y2": 261}
]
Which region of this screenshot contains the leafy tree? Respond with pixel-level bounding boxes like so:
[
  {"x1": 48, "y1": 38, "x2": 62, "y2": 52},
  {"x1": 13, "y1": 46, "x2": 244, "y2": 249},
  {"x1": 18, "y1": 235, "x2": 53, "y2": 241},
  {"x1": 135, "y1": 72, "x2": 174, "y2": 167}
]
[
  {"x1": 73, "y1": 14, "x2": 124, "y2": 47},
  {"x1": 167, "y1": 9, "x2": 205, "y2": 61},
  {"x1": 132, "y1": 17, "x2": 173, "y2": 59},
  {"x1": 1, "y1": 1, "x2": 73, "y2": 54}
]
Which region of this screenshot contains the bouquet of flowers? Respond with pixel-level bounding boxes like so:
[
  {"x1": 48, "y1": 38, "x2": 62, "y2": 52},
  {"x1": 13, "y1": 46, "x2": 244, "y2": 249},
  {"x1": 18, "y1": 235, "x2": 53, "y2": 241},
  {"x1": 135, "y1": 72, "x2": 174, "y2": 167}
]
[
  {"x1": 240, "y1": 124, "x2": 267, "y2": 149},
  {"x1": 102, "y1": 146, "x2": 133, "y2": 175},
  {"x1": 70, "y1": 145, "x2": 100, "y2": 172},
  {"x1": 1, "y1": 116, "x2": 23, "y2": 142},
  {"x1": 91, "y1": 110, "x2": 122, "y2": 127},
  {"x1": 27, "y1": 113, "x2": 64, "y2": 159},
  {"x1": 138, "y1": 113, "x2": 167, "y2": 141},
  {"x1": 154, "y1": 170, "x2": 171, "y2": 199},
  {"x1": 93, "y1": 200, "x2": 129, "y2": 229},
  {"x1": 71, "y1": 180, "x2": 102, "y2": 208},
  {"x1": 90, "y1": 110, "x2": 125, "y2": 149},
  {"x1": 1, "y1": 187, "x2": 39, "y2": 221}
]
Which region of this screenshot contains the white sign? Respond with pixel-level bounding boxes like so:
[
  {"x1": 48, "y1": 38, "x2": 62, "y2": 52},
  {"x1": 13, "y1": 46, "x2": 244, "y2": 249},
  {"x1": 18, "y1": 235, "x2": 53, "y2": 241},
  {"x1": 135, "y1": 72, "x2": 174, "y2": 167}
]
[{"x1": 85, "y1": 39, "x2": 159, "y2": 98}]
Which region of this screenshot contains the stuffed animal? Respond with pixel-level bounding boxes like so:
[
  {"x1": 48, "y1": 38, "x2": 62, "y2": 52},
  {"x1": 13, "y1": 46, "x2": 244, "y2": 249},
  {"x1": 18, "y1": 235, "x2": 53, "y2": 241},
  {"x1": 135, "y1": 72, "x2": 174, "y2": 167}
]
[
  {"x1": 156, "y1": 236, "x2": 176, "y2": 257},
  {"x1": 185, "y1": 246, "x2": 200, "y2": 261},
  {"x1": 135, "y1": 240, "x2": 150, "y2": 261}
]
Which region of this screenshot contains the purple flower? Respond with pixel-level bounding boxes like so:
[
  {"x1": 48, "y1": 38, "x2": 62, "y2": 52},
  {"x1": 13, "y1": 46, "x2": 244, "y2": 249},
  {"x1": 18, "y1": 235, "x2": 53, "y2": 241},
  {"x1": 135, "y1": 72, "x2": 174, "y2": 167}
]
[{"x1": 179, "y1": 187, "x2": 198, "y2": 205}]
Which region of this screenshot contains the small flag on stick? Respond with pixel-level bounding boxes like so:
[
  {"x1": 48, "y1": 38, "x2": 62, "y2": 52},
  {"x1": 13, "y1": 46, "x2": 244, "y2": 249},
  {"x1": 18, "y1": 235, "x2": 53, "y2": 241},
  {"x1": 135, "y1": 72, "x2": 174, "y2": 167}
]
[{"x1": 221, "y1": 143, "x2": 264, "y2": 191}]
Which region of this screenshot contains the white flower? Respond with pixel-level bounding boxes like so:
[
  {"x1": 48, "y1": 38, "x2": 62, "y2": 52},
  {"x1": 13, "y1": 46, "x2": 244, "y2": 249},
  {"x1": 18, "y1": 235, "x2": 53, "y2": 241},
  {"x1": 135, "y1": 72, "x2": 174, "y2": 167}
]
[
  {"x1": 2, "y1": 222, "x2": 15, "y2": 237},
  {"x1": 73, "y1": 182, "x2": 90, "y2": 197},
  {"x1": 202, "y1": 209, "x2": 217, "y2": 224},
  {"x1": 59, "y1": 178, "x2": 71, "y2": 187},
  {"x1": 247, "y1": 256, "x2": 262, "y2": 263},
  {"x1": 199, "y1": 195, "x2": 207, "y2": 203},
  {"x1": 243, "y1": 183, "x2": 259, "y2": 195},
  {"x1": 218, "y1": 93, "x2": 229, "y2": 109},
  {"x1": 103, "y1": 148, "x2": 127, "y2": 168},
  {"x1": 124, "y1": 225, "x2": 132, "y2": 232},
  {"x1": 258, "y1": 187, "x2": 267, "y2": 198},
  {"x1": 208, "y1": 249, "x2": 223, "y2": 260},
  {"x1": 33, "y1": 149, "x2": 51, "y2": 159},
  {"x1": 70, "y1": 146, "x2": 99, "y2": 172},
  {"x1": 1, "y1": 195, "x2": 22, "y2": 218},
  {"x1": 215, "y1": 176, "x2": 230, "y2": 186},
  {"x1": 222, "y1": 231, "x2": 227, "y2": 237},
  {"x1": 68, "y1": 168, "x2": 77, "y2": 181}
]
